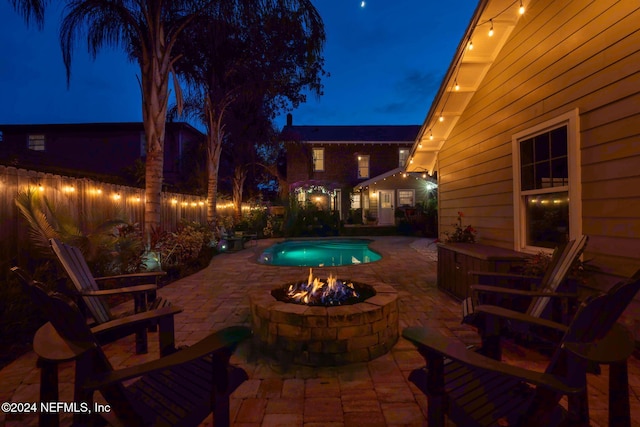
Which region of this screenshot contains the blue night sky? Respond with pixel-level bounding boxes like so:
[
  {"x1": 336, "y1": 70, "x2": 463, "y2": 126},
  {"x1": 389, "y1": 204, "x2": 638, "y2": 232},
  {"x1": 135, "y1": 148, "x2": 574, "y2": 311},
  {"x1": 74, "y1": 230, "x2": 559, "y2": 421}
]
[{"x1": 0, "y1": 1, "x2": 477, "y2": 129}]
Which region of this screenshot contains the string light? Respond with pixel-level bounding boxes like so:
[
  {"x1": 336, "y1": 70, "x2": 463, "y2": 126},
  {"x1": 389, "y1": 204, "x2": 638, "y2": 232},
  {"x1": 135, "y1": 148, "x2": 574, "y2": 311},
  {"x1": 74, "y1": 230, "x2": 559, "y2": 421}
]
[
  {"x1": 411, "y1": 1, "x2": 527, "y2": 165},
  {"x1": 429, "y1": 130, "x2": 434, "y2": 140}
]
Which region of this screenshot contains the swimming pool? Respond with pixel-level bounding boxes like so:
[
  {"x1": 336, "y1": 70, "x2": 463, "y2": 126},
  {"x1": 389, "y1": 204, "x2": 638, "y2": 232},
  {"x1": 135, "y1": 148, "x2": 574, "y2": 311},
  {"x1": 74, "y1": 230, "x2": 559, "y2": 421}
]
[{"x1": 258, "y1": 239, "x2": 381, "y2": 267}]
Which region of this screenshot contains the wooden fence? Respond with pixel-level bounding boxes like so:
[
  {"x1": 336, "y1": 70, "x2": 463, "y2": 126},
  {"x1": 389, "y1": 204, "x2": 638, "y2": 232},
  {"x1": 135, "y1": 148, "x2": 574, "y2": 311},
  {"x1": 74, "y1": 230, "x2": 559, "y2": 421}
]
[{"x1": 0, "y1": 165, "x2": 230, "y2": 281}]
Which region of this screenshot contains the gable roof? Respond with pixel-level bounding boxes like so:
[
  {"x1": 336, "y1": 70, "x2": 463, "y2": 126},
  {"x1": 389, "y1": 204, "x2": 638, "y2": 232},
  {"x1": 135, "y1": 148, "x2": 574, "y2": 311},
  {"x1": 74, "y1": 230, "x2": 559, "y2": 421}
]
[
  {"x1": 407, "y1": 0, "x2": 525, "y2": 173},
  {"x1": 281, "y1": 125, "x2": 420, "y2": 143}
]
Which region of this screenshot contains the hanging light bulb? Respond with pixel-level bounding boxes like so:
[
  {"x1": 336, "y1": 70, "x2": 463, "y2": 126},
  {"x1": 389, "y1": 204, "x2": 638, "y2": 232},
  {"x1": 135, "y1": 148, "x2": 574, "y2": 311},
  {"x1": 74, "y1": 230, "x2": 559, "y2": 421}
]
[
  {"x1": 439, "y1": 115, "x2": 444, "y2": 122},
  {"x1": 488, "y1": 19, "x2": 494, "y2": 37},
  {"x1": 422, "y1": 172, "x2": 427, "y2": 179},
  {"x1": 418, "y1": 142, "x2": 423, "y2": 148},
  {"x1": 468, "y1": 39, "x2": 474, "y2": 50},
  {"x1": 429, "y1": 130, "x2": 434, "y2": 140},
  {"x1": 454, "y1": 80, "x2": 460, "y2": 91},
  {"x1": 519, "y1": 1, "x2": 525, "y2": 15}
]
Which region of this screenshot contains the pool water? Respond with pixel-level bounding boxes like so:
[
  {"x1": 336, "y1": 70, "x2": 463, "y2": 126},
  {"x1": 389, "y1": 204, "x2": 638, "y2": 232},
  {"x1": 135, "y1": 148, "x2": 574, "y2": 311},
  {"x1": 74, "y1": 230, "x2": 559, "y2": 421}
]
[{"x1": 258, "y1": 239, "x2": 381, "y2": 267}]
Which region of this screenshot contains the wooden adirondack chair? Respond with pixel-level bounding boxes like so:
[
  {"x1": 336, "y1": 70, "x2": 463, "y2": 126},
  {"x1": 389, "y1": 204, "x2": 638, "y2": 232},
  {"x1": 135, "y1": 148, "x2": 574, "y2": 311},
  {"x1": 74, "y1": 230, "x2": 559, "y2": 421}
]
[
  {"x1": 462, "y1": 236, "x2": 588, "y2": 354},
  {"x1": 404, "y1": 269, "x2": 640, "y2": 427},
  {"x1": 49, "y1": 238, "x2": 183, "y2": 355},
  {"x1": 16, "y1": 271, "x2": 251, "y2": 427}
]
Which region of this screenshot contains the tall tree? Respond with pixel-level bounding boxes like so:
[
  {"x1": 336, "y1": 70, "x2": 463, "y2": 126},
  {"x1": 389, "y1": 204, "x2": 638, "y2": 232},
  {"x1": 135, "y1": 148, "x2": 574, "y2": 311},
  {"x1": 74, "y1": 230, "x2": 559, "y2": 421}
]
[
  {"x1": 58, "y1": 0, "x2": 217, "y2": 242},
  {"x1": 173, "y1": 0, "x2": 326, "y2": 222},
  {"x1": 8, "y1": 0, "x2": 48, "y2": 28}
]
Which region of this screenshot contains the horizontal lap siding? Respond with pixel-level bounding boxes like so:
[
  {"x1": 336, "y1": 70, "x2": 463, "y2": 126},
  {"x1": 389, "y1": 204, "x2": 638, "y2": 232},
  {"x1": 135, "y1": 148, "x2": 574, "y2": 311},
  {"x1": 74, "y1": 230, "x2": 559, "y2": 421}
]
[{"x1": 438, "y1": 0, "x2": 640, "y2": 275}]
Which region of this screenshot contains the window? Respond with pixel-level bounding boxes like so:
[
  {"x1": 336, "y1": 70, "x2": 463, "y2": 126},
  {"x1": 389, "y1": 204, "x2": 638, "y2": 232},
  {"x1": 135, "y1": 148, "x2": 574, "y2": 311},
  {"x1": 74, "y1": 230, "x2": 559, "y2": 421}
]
[
  {"x1": 512, "y1": 110, "x2": 581, "y2": 251},
  {"x1": 398, "y1": 190, "x2": 415, "y2": 206},
  {"x1": 312, "y1": 147, "x2": 324, "y2": 171},
  {"x1": 28, "y1": 134, "x2": 45, "y2": 151},
  {"x1": 351, "y1": 193, "x2": 361, "y2": 209},
  {"x1": 357, "y1": 155, "x2": 369, "y2": 178},
  {"x1": 399, "y1": 149, "x2": 409, "y2": 167},
  {"x1": 0, "y1": 131, "x2": 3, "y2": 142}
]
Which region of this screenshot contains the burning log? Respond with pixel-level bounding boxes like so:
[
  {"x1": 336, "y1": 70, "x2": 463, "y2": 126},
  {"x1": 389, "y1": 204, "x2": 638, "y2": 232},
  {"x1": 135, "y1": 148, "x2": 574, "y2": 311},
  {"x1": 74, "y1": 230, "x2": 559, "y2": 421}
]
[{"x1": 285, "y1": 268, "x2": 360, "y2": 306}]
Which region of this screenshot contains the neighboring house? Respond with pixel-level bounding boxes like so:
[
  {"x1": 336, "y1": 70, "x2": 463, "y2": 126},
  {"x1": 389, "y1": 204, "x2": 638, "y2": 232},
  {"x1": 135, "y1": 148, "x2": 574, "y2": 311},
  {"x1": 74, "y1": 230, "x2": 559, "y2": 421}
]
[
  {"x1": 406, "y1": 1, "x2": 640, "y2": 332},
  {"x1": 0, "y1": 122, "x2": 205, "y2": 189},
  {"x1": 282, "y1": 114, "x2": 423, "y2": 224}
]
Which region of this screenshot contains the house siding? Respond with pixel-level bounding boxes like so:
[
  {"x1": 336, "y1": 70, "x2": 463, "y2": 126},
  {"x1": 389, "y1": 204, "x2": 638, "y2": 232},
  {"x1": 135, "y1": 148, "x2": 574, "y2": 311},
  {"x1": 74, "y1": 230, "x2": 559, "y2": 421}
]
[{"x1": 438, "y1": 0, "x2": 640, "y2": 277}]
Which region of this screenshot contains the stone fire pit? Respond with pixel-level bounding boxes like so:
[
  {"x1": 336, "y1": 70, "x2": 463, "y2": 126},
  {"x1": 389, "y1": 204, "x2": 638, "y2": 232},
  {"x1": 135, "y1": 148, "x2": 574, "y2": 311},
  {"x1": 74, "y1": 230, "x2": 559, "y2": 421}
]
[{"x1": 249, "y1": 279, "x2": 398, "y2": 366}]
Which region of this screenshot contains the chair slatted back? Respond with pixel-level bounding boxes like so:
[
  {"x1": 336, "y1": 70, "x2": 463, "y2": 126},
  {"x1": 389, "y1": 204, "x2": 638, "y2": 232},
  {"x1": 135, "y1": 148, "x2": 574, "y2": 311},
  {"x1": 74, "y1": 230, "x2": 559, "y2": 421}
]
[
  {"x1": 528, "y1": 235, "x2": 589, "y2": 318},
  {"x1": 528, "y1": 269, "x2": 640, "y2": 417},
  {"x1": 50, "y1": 238, "x2": 113, "y2": 323},
  {"x1": 11, "y1": 267, "x2": 144, "y2": 424},
  {"x1": 547, "y1": 270, "x2": 640, "y2": 371}
]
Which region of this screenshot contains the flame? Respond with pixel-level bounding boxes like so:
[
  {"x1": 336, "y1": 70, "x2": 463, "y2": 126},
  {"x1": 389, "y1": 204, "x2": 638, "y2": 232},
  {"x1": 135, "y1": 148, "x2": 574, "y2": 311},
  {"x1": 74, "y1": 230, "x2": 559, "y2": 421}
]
[{"x1": 286, "y1": 268, "x2": 360, "y2": 306}]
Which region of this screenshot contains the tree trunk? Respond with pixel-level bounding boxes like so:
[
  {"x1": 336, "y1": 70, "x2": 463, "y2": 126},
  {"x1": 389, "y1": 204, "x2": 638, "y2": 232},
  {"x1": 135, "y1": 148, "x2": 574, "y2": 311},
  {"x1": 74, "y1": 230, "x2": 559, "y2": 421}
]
[
  {"x1": 205, "y1": 102, "x2": 226, "y2": 224},
  {"x1": 232, "y1": 165, "x2": 247, "y2": 221},
  {"x1": 141, "y1": 50, "x2": 171, "y2": 244}
]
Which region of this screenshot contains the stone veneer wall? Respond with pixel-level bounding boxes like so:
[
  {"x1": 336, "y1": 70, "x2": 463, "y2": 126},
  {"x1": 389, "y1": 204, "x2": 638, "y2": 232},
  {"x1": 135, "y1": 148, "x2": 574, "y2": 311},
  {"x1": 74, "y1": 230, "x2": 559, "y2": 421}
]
[{"x1": 250, "y1": 283, "x2": 398, "y2": 366}]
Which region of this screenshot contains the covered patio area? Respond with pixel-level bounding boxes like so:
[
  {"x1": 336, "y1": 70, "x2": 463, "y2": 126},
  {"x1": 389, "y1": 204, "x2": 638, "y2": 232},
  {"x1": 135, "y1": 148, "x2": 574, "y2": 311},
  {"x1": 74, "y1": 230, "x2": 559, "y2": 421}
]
[{"x1": 1, "y1": 236, "x2": 638, "y2": 426}]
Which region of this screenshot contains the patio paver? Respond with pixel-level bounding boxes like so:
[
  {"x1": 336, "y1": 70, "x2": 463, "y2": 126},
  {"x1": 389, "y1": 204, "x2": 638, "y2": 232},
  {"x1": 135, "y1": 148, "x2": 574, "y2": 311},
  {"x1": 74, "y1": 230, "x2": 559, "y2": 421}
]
[{"x1": 1, "y1": 236, "x2": 639, "y2": 426}]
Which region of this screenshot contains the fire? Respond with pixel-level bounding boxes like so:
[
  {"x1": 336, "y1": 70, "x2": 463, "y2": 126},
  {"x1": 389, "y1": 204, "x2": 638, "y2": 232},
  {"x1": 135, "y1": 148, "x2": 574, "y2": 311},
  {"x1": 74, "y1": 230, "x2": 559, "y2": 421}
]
[{"x1": 286, "y1": 268, "x2": 360, "y2": 306}]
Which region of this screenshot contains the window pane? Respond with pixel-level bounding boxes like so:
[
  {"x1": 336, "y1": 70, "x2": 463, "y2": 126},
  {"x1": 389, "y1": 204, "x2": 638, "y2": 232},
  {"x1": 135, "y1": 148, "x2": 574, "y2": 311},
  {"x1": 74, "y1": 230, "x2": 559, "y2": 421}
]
[
  {"x1": 525, "y1": 191, "x2": 569, "y2": 248},
  {"x1": 28, "y1": 134, "x2": 45, "y2": 151},
  {"x1": 535, "y1": 162, "x2": 550, "y2": 188},
  {"x1": 534, "y1": 133, "x2": 549, "y2": 162},
  {"x1": 520, "y1": 138, "x2": 534, "y2": 166},
  {"x1": 551, "y1": 158, "x2": 568, "y2": 186},
  {"x1": 313, "y1": 148, "x2": 324, "y2": 171},
  {"x1": 398, "y1": 190, "x2": 414, "y2": 206},
  {"x1": 521, "y1": 165, "x2": 534, "y2": 191},
  {"x1": 358, "y1": 155, "x2": 369, "y2": 178},
  {"x1": 399, "y1": 149, "x2": 409, "y2": 167},
  {"x1": 550, "y1": 127, "x2": 567, "y2": 157}
]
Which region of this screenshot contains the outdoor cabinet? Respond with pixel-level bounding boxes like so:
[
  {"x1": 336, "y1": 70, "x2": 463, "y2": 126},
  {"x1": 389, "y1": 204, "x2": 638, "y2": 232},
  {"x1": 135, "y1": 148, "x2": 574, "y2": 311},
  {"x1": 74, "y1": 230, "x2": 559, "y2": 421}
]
[{"x1": 437, "y1": 243, "x2": 528, "y2": 300}]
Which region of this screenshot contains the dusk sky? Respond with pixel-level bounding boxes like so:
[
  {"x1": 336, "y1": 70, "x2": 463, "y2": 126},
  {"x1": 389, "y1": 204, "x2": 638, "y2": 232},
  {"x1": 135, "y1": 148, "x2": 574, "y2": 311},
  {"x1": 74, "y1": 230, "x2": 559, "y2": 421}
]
[{"x1": 0, "y1": 1, "x2": 477, "y2": 130}]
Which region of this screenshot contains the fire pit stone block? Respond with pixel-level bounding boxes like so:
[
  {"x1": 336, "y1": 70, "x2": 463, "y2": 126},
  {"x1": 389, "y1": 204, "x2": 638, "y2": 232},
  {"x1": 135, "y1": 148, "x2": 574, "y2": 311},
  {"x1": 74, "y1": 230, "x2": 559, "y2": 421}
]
[{"x1": 249, "y1": 282, "x2": 398, "y2": 366}]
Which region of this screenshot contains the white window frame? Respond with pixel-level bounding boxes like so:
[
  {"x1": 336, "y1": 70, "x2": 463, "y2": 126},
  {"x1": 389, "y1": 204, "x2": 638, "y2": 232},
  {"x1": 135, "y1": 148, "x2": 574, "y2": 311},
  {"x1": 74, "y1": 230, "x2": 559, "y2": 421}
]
[
  {"x1": 357, "y1": 155, "x2": 369, "y2": 179},
  {"x1": 312, "y1": 147, "x2": 324, "y2": 171},
  {"x1": 399, "y1": 149, "x2": 409, "y2": 168},
  {"x1": 28, "y1": 134, "x2": 46, "y2": 151},
  {"x1": 397, "y1": 189, "x2": 415, "y2": 206},
  {"x1": 512, "y1": 109, "x2": 582, "y2": 253}
]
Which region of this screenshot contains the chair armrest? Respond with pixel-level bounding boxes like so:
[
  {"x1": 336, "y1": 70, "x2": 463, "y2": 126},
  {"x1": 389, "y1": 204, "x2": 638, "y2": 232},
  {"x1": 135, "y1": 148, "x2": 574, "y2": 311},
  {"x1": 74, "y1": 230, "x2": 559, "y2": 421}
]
[
  {"x1": 77, "y1": 284, "x2": 157, "y2": 296},
  {"x1": 83, "y1": 326, "x2": 252, "y2": 390},
  {"x1": 90, "y1": 305, "x2": 183, "y2": 336},
  {"x1": 94, "y1": 271, "x2": 166, "y2": 282},
  {"x1": 474, "y1": 304, "x2": 569, "y2": 332},
  {"x1": 471, "y1": 284, "x2": 577, "y2": 298},
  {"x1": 402, "y1": 326, "x2": 582, "y2": 394}
]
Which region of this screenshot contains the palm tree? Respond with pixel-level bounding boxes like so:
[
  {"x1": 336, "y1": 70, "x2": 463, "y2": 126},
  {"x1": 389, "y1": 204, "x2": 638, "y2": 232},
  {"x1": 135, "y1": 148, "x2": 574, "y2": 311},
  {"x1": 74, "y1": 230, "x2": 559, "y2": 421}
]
[
  {"x1": 7, "y1": 0, "x2": 48, "y2": 28},
  {"x1": 174, "y1": 0, "x2": 326, "y2": 222},
  {"x1": 58, "y1": 1, "x2": 218, "y2": 243}
]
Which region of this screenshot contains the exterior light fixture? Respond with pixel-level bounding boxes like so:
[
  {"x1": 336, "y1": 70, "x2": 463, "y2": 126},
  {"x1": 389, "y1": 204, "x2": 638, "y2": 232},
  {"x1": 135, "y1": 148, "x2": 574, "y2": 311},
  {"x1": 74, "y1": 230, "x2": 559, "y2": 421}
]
[
  {"x1": 468, "y1": 40, "x2": 473, "y2": 50},
  {"x1": 519, "y1": 1, "x2": 525, "y2": 14},
  {"x1": 454, "y1": 80, "x2": 460, "y2": 91},
  {"x1": 439, "y1": 115, "x2": 444, "y2": 122},
  {"x1": 488, "y1": 19, "x2": 494, "y2": 37}
]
